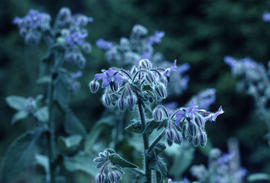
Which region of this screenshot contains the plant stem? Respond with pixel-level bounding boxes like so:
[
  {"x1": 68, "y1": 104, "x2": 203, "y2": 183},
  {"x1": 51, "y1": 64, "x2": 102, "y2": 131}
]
[
  {"x1": 149, "y1": 129, "x2": 165, "y2": 151},
  {"x1": 138, "y1": 101, "x2": 151, "y2": 183},
  {"x1": 48, "y1": 74, "x2": 56, "y2": 183}
]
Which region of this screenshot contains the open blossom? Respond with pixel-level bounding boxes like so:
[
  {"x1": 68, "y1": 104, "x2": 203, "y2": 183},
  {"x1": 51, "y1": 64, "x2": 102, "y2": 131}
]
[
  {"x1": 65, "y1": 31, "x2": 88, "y2": 48},
  {"x1": 263, "y1": 12, "x2": 270, "y2": 22},
  {"x1": 95, "y1": 68, "x2": 124, "y2": 88}
]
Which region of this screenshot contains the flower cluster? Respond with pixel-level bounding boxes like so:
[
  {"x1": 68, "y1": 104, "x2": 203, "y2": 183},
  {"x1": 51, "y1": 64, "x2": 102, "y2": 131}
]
[
  {"x1": 93, "y1": 149, "x2": 125, "y2": 183},
  {"x1": 154, "y1": 103, "x2": 223, "y2": 147},
  {"x1": 190, "y1": 148, "x2": 247, "y2": 183},
  {"x1": 13, "y1": 8, "x2": 92, "y2": 68},
  {"x1": 96, "y1": 25, "x2": 164, "y2": 66},
  {"x1": 96, "y1": 25, "x2": 189, "y2": 97},
  {"x1": 224, "y1": 56, "x2": 270, "y2": 109},
  {"x1": 89, "y1": 59, "x2": 171, "y2": 110},
  {"x1": 13, "y1": 9, "x2": 51, "y2": 44}
]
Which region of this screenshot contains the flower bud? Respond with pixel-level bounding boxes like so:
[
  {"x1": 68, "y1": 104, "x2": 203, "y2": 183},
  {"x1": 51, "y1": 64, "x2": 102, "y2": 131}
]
[
  {"x1": 108, "y1": 171, "x2": 116, "y2": 183},
  {"x1": 25, "y1": 97, "x2": 36, "y2": 113},
  {"x1": 166, "y1": 128, "x2": 175, "y2": 146},
  {"x1": 118, "y1": 98, "x2": 127, "y2": 111},
  {"x1": 153, "y1": 106, "x2": 164, "y2": 122},
  {"x1": 187, "y1": 121, "x2": 198, "y2": 137},
  {"x1": 127, "y1": 93, "x2": 137, "y2": 109},
  {"x1": 192, "y1": 135, "x2": 200, "y2": 147},
  {"x1": 110, "y1": 81, "x2": 119, "y2": 92},
  {"x1": 102, "y1": 93, "x2": 112, "y2": 108},
  {"x1": 120, "y1": 38, "x2": 130, "y2": 51},
  {"x1": 132, "y1": 25, "x2": 148, "y2": 37},
  {"x1": 173, "y1": 129, "x2": 183, "y2": 145},
  {"x1": 139, "y1": 59, "x2": 152, "y2": 69},
  {"x1": 199, "y1": 131, "x2": 207, "y2": 147},
  {"x1": 89, "y1": 80, "x2": 100, "y2": 93},
  {"x1": 95, "y1": 173, "x2": 106, "y2": 183},
  {"x1": 145, "y1": 72, "x2": 155, "y2": 84},
  {"x1": 58, "y1": 7, "x2": 71, "y2": 20},
  {"x1": 154, "y1": 83, "x2": 167, "y2": 100}
]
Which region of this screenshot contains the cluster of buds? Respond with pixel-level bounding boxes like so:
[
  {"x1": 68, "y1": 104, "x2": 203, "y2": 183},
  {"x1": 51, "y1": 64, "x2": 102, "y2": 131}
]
[
  {"x1": 89, "y1": 59, "x2": 178, "y2": 110},
  {"x1": 96, "y1": 25, "x2": 164, "y2": 65},
  {"x1": 54, "y1": 7, "x2": 93, "y2": 68},
  {"x1": 13, "y1": 9, "x2": 51, "y2": 44},
  {"x1": 152, "y1": 103, "x2": 224, "y2": 147},
  {"x1": 93, "y1": 150, "x2": 124, "y2": 183},
  {"x1": 13, "y1": 8, "x2": 92, "y2": 69},
  {"x1": 190, "y1": 148, "x2": 247, "y2": 183}
]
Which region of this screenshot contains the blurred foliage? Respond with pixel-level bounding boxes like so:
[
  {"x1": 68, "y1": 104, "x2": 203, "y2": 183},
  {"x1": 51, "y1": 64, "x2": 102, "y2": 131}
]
[{"x1": 1, "y1": 0, "x2": 270, "y2": 182}]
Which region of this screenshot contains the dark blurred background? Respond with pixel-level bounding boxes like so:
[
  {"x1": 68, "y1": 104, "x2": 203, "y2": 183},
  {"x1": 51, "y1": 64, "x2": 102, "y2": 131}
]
[{"x1": 1, "y1": 0, "x2": 270, "y2": 179}]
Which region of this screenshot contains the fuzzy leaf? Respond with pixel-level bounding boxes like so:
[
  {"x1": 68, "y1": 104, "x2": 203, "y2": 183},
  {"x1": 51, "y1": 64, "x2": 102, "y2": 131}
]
[
  {"x1": 84, "y1": 116, "x2": 114, "y2": 152},
  {"x1": 144, "y1": 120, "x2": 161, "y2": 135},
  {"x1": 248, "y1": 173, "x2": 270, "y2": 182},
  {"x1": 125, "y1": 121, "x2": 142, "y2": 133},
  {"x1": 1, "y1": 130, "x2": 41, "y2": 182},
  {"x1": 34, "y1": 107, "x2": 49, "y2": 122},
  {"x1": 149, "y1": 156, "x2": 167, "y2": 177},
  {"x1": 6, "y1": 96, "x2": 26, "y2": 111},
  {"x1": 35, "y1": 154, "x2": 49, "y2": 174},
  {"x1": 109, "y1": 153, "x2": 137, "y2": 168},
  {"x1": 64, "y1": 109, "x2": 86, "y2": 136},
  {"x1": 11, "y1": 110, "x2": 28, "y2": 124},
  {"x1": 58, "y1": 135, "x2": 82, "y2": 151},
  {"x1": 64, "y1": 151, "x2": 98, "y2": 176}
]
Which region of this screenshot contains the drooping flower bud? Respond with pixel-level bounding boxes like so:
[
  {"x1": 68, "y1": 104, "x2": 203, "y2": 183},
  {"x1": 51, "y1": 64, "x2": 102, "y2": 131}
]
[
  {"x1": 118, "y1": 98, "x2": 127, "y2": 111},
  {"x1": 139, "y1": 59, "x2": 152, "y2": 69},
  {"x1": 199, "y1": 131, "x2": 207, "y2": 147},
  {"x1": 153, "y1": 106, "x2": 164, "y2": 122},
  {"x1": 166, "y1": 128, "x2": 175, "y2": 146},
  {"x1": 102, "y1": 93, "x2": 112, "y2": 108},
  {"x1": 187, "y1": 121, "x2": 199, "y2": 137},
  {"x1": 24, "y1": 97, "x2": 36, "y2": 113},
  {"x1": 126, "y1": 93, "x2": 137, "y2": 109},
  {"x1": 145, "y1": 71, "x2": 155, "y2": 84},
  {"x1": 154, "y1": 83, "x2": 167, "y2": 100},
  {"x1": 110, "y1": 81, "x2": 119, "y2": 92},
  {"x1": 95, "y1": 173, "x2": 106, "y2": 183},
  {"x1": 192, "y1": 135, "x2": 200, "y2": 147},
  {"x1": 173, "y1": 129, "x2": 183, "y2": 145},
  {"x1": 89, "y1": 80, "x2": 100, "y2": 93}
]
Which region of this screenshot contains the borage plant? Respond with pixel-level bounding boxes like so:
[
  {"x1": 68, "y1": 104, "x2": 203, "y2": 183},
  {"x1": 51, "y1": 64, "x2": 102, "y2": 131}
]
[
  {"x1": 90, "y1": 59, "x2": 224, "y2": 183},
  {"x1": 3, "y1": 8, "x2": 92, "y2": 183}
]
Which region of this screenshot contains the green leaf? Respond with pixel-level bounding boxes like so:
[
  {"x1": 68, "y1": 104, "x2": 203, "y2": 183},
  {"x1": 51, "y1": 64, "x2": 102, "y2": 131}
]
[
  {"x1": 248, "y1": 173, "x2": 270, "y2": 182},
  {"x1": 11, "y1": 110, "x2": 28, "y2": 124},
  {"x1": 58, "y1": 135, "x2": 82, "y2": 151},
  {"x1": 55, "y1": 74, "x2": 71, "y2": 109},
  {"x1": 64, "y1": 109, "x2": 86, "y2": 136},
  {"x1": 84, "y1": 116, "x2": 115, "y2": 152},
  {"x1": 149, "y1": 156, "x2": 167, "y2": 177},
  {"x1": 125, "y1": 121, "x2": 142, "y2": 133},
  {"x1": 35, "y1": 154, "x2": 49, "y2": 174},
  {"x1": 109, "y1": 153, "x2": 137, "y2": 168},
  {"x1": 167, "y1": 142, "x2": 194, "y2": 179},
  {"x1": 34, "y1": 107, "x2": 49, "y2": 122},
  {"x1": 64, "y1": 151, "x2": 98, "y2": 176},
  {"x1": 144, "y1": 120, "x2": 161, "y2": 135},
  {"x1": 6, "y1": 96, "x2": 26, "y2": 111},
  {"x1": 1, "y1": 130, "x2": 40, "y2": 182}
]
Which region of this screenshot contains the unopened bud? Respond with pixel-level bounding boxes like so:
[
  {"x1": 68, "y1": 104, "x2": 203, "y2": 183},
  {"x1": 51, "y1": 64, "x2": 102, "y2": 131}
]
[
  {"x1": 127, "y1": 93, "x2": 137, "y2": 109},
  {"x1": 110, "y1": 81, "x2": 119, "y2": 92},
  {"x1": 192, "y1": 135, "x2": 200, "y2": 147},
  {"x1": 153, "y1": 106, "x2": 164, "y2": 122},
  {"x1": 89, "y1": 80, "x2": 100, "y2": 93},
  {"x1": 174, "y1": 129, "x2": 183, "y2": 145},
  {"x1": 118, "y1": 98, "x2": 127, "y2": 111},
  {"x1": 145, "y1": 71, "x2": 155, "y2": 84},
  {"x1": 199, "y1": 131, "x2": 207, "y2": 147},
  {"x1": 102, "y1": 93, "x2": 112, "y2": 108},
  {"x1": 188, "y1": 121, "x2": 198, "y2": 137},
  {"x1": 166, "y1": 128, "x2": 175, "y2": 146},
  {"x1": 139, "y1": 59, "x2": 152, "y2": 69},
  {"x1": 154, "y1": 83, "x2": 167, "y2": 100},
  {"x1": 95, "y1": 173, "x2": 106, "y2": 183}
]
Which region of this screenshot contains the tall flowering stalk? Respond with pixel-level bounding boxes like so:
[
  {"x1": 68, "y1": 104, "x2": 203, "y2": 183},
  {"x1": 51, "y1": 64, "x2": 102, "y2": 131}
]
[
  {"x1": 90, "y1": 59, "x2": 223, "y2": 183},
  {"x1": 4, "y1": 8, "x2": 92, "y2": 183}
]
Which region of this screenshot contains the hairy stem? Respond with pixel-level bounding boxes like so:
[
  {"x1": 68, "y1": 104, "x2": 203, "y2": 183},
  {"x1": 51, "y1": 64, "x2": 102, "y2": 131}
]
[
  {"x1": 138, "y1": 101, "x2": 151, "y2": 183},
  {"x1": 48, "y1": 74, "x2": 56, "y2": 183},
  {"x1": 149, "y1": 129, "x2": 165, "y2": 151}
]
